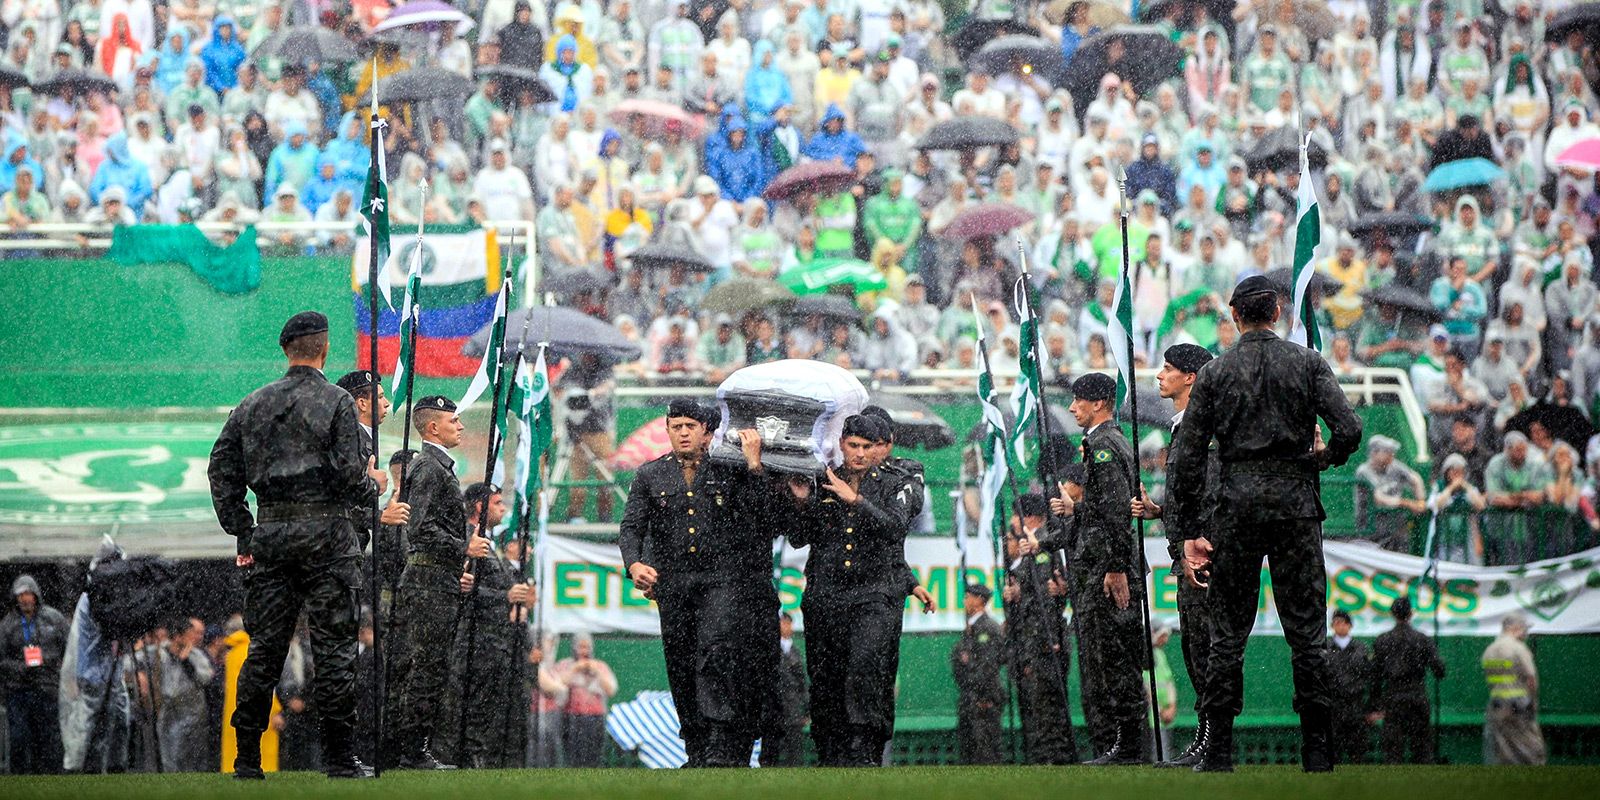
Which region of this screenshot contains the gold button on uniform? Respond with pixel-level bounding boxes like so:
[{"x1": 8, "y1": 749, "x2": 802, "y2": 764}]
[
  {"x1": 689, "y1": 546, "x2": 697, "y2": 553},
  {"x1": 687, "y1": 508, "x2": 694, "y2": 515},
  {"x1": 687, "y1": 491, "x2": 694, "y2": 497},
  {"x1": 844, "y1": 560, "x2": 852, "y2": 567},
  {"x1": 688, "y1": 527, "x2": 696, "y2": 534},
  {"x1": 845, "y1": 527, "x2": 854, "y2": 534},
  {"x1": 845, "y1": 544, "x2": 853, "y2": 551}
]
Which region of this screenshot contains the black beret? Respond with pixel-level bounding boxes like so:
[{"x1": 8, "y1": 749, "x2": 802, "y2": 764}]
[
  {"x1": 1014, "y1": 493, "x2": 1049, "y2": 517},
  {"x1": 1163, "y1": 343, "x2": 1214, "y2": 375},
  {"x1": 1070, "y1": 372, "x2": 1117, "y2": 402},
  {"x1": 1059, "y1": 463, "x2": 1087, "y2": 485},
  {"x1": 336, "y1": 370, "x2": 377, "y2": 395},
  {"x1": 860, "y1": 404, "x2": 896, "y2": 439},
  {"x1": 842, "y1": 413, "x2": 892, "y2": 443},
  {"x1": 416, "y1": 395, "x2": 457, "y2": 414},
  {"x1": 279, "y1": 311, "x2": 329, "y2": 347},
  {"x1": 1230, "y1": 275, "x2": 1280, "y2": 304},
  {"x1": 666, "y1": 399, "x2": 719, "y2": 427},
  {"x1": 964, "y1": 583, "x2": 993, "y2": 600}
]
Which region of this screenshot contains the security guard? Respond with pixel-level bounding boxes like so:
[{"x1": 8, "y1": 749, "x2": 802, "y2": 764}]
[
  {"x1": 1130, "y1": 343, "x2": 1218, "y2": 767},
  {"x1": 786, "y1": 414, "x2": 915, "y2": 767},
  {"x1": 448, "y1": 482, "x2": 534, "y2": 768},
  {"x1": 1008, "y1": 493, "x2": 1076, "y2": 765},
  {"x1": 1167, "y1": 275, "x2": 1363, "y2": 772},
  {"x1": 1369, "y1": 597, "x2": 1445, "y2": 764},
  {"x1": 1054, "y1": 371, "x2": 1148, "y2": 765},
  {"x1": 208, "y1": 311, "x2": 383, "y2": 779},
  {"x1": 952, "y1": 583, "x2": 1004, "y2": 765},
  {"x1": 620, "y1": 399, "x2": 777, "y2": 767},
  {"x1": 389, "y1": 396, "x2": 492, "y2": 770}
]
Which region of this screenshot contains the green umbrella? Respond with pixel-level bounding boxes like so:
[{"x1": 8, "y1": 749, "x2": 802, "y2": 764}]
[
  {"x1": 702, "y1": 278, "x2": 796, "y2": 314},
  {"x1": 778, "y1": 258, "x2": 888, "y2": 296}
]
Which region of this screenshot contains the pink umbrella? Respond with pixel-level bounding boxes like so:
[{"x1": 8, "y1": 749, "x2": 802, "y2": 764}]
[
  {"x1": 939, "y1": 202, "x2": 1036, "y2": 240},
  {"x1": 610, "y1": 416, "x2": 672, "y2": 471},
  {"x1": 608, "y1": 99, "x2": 705, "y2": 139},
  {"x1": 373, "y1": 0, "x2": 475, "y2": 34},
  {"x1": 763, "y1": 160, "x2": 856, "y2": 201},
  {"x1": 1554, "y1": 138, "x2": 1600, "y2": 170}
]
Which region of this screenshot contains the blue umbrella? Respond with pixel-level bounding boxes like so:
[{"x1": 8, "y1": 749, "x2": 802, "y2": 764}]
[{"x1": 1423, "y1": 158, "x2": 1505, "y2": 193}]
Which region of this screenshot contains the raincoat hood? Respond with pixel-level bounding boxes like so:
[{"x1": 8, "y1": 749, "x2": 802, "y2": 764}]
[
  {"x1": 316, "y1": 151, "x2": 339, "y2": 171},
  {"x1": 11, "y1": 574, "x2": 39, "y2": 600},
  {"x1": 821, "y1": 103, "x2": 846, "y2": 126},
  {"x1": 210, "y1": 14, "x2": 238, "y2": 40},
  {"x1": 105, "y1": 133, "x2": 131, "y2": 164},
  {"x1": 1456, "y1": 194, "x2": 1479, "y2": 217},
  {"x1": 599, "y1": 128, "x2": 622, "y2": 157},
  {"x1": 754, "y1": 39, "x2": 775, "y2": 65},
  {"x1": 556, "y1": 35, "x2": 578, "y2": 64},
  {"x1": 283, "y1": 120, "x2": 310, "y2": 142},
  {"x1": 5, "y1": 128, "x2": 26, "y2": 160}
]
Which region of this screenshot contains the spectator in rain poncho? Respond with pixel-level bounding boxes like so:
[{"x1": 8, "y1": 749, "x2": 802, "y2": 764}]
[
  {"x1": 98, "y1": 13, "x2": 143, "y2": 92},
  {"x1": 1, "y1": 573, "x2": 68, "y2": 774},
  {"x1": 803, "y1": 102, "x2": 864, "y2": 168},
  {"x1": 263, "y1": 120, "x2": 319, "y2": 201},
  {"x1": 88, "y1": 133, "x2": 152, "y2": 214},
  {"x1": 859, "y1": 306, "x2": 919, "y2": 381},
  {"x1": 59, "y1": 538, "x2": 131, "y2": 774},
  {"x1": 322, "y1": 111, "x2": 369, "y2": 185},
  {"x1": 706, "y1": 114, "x2": 767, "y2": 202},
  {"x1": 300, "y1": 152, "x2": 355, "y2": 216},
  {"x1": 542, "y1": 35, "x2": 595, "y2": 113},
  {"x1": 151, "y1": 617, "x2": 214, "y2": 772},
  {"x1": 0, "y1": 127, "x2": 44, "y2": 194},
  {"x1": 199, "y1": 15, "x2": 245, "y2": 93},
  {"x1": 744, "y1": 40, "x2": 791, "y2": 124}
]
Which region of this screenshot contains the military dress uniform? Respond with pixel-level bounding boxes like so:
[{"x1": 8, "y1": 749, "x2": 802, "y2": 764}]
[
  {"x1": 1167, "y1": 276, "x2": 1364, "y2": 771},
  {"x1": 618, "y1": 417, "x2": 778, "y2": 768},
  {"x1": 444, "y1": 541, "x2": 528, "y2": 768},
  {"x1": 952, "y1": 590, "x2": 1005, "y2": 765},
  {"x1": 390, "y1": 398, "x2": 472, "y2": 769},
  {"x1": 1370, "y1": 614, "x2": 1445, "y2": 764},
  {"x1": 207, "y1": 312, "x2": 377, "y2": 778},
  {"x1": 793, "y1": 449, "x2": 915, "y2": 767}
]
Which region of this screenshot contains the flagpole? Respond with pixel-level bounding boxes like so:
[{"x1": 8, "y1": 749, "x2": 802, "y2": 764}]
[
  {"x1": 1119, "y1": 167, "x2": 1164, "y2": 763},
  {"x1": 366, "y1": 56, "x2": 386, "y2": 778},
  {"x1": 1015, "y1": 241, "x2": 1057, "y2": 489}
]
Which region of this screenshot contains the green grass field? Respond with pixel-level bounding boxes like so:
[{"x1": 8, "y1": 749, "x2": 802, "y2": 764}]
[{"x1": 3, "y1": 766, "x2": 1596, "y2": 800}]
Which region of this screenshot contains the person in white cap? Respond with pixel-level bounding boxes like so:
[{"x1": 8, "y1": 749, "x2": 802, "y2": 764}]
[
  {"x1": 1354, "y1": 435, "x2": 1428, "y2": 551},
  {"x1": 688, "y1": 174, "x2": 739, "y2": 273},
  {"x1": 475, "y1": 138, "x2": 535, "y2": 222}
]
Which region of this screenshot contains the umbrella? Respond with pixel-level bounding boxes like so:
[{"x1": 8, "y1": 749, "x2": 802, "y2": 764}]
[
  {"x1": 629, "y1": 239, "x2": 715, "y2": 273},
  {"x1": 34, "y1": 68, "x2": 116, "y2": 96},
  {"x1": 1553, "y1": 138, "x2": 1600, "y2": 170},
  {"x1": 789, "y1": 294, "x2": 861, "y2": 321},
  {"x1": 967, "y1": 403, "x2": 1079, "y2": 443},
  {"x1": 940, "y1": 202, "x2": 1035, "y2": 240},
  {"x1": 1423, "y1": 158, "x2": 1504, "y2": 193},
  {"x1": 763, "y1": 160, "x2": 855, "y2": 201},
  {"x1": 967, "y1": 35, "x2": 1066, "y2": 81},
  {"x1": 1046, "y1": 0, "x2": 1128, "y2": 26},
  {"x1": 1068, "y1": 26, "x2": 1182, "y2": 98},
  {"x1": 1361, "y1": 285, "x2": 1442, "y2": 321},
  {"x1": 358, "y1": 66, "x2": 476, "y2": 104},
  {"x1": 372, "y1": 0, "x2": 475, "y2": 34},
  {"x1": 466, "y1": 306, "x2": 642, "y2": 363},
  {"x1": 1348, "y1": 212, "x2": 1435, "y2": 238},
  {"x1": 1288, "y1": 0, "x2": 1338, "y2": 42},
  {"x1": 543, "y1": 268, "x2": 612, "y2": 296},
  {"x1": 608, "y1": 98, "x2": 705, "y2": 139},
  {"x1": 1266, "y1": 267, "x2": 1342, "y2": 298},
  {"x1": 0, "y1": 65, "x2": 28, "y2": 91},
  {"x1": 1118, "y1": 386, "x2": 1175, "y2": 428},
  {"x1": 1505, "y1": 403, "x2": 1595, "y2": 453},
  {"x1": 1547, "y1": 4, "x2": 1600, "y2": 42},
  {"x1": 476, "y1": 65, "x2": 556, "y2": 104},
  {"x1": 702, "y1": 278, "x2": 796, "y2": 314},
  {"x1": 1242, "y1": 126, "x2": 1329, "y2": 173},
  {"x1": 951, "y1": 20, "x2": 1038, "y2": 62},
  {"x1": 916, "y1": 117, "x2": 1020, "y2": 151},
  {"x1": 778, "y1": 258, "x2": 888, "y2": 295},
  {"x1": 611, "y1": 416, "x2": 671, "y2": 471},
  {"x1": 869, "y1": 392, "x2": 955, "y2": 450},
  {"x1": 251, "y1": 27, "x2": 359, "y2": 63}
]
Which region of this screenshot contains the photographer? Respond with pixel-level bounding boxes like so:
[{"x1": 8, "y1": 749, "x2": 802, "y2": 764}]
[{"x1": 559, "y1": 353, "x2": 619, "y2": 524}]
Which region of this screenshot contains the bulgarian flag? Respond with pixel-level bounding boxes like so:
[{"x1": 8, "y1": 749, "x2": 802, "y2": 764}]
[
  {"x1": 1289, "y1": 137, "x2": 1323, "y2": 350},
  {"x1": 1109, "y1": 219, "x2": 1137, "y2": 411},
  {"x1": 360, "y1": 58, "x2": 392, "y2": 309},
  {"x1": 458, "y1": 282, "x2": 508, "y2": 417},
  {"x1": 504, "y1": 345, "x2": 554, "y2": 544}
]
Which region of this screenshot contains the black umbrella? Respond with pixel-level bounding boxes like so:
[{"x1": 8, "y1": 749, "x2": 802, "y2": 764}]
[
  {"x1": 1242, "y1": 126, "x2": 1329, "y2": 174},
  {"x1": 916, "y1": 117, "x2": 1020, "y2": 151},
  {"x1": 543, "y1": 268, "x2": 612, "y2": 296},
  {"x1": 464, "y1": 307, "x2": 642, "y2": 363},
  {"x1": 870, "y1": 392, "x2": 956, "y2": 450},
  {"x1": 1067, "y1": 26, "x2": 1182, "y2": 101},
  {"x1": 1266, "y1": 267, "x2": 1342, "y2": 298},
  {"x1": 1362, "y1": 285, "x2": 1443, "y2": 321},
  {"x1": 1547, "y1": 4, "x2": 1600, "y2": 42},
  {"x1": 789, "y1": 294, "x2": 861, "y2": 321},
  {"x1": 1348, "y1": 212, "x2": 1435, "y2": 238},
  {"x1": 0, "y1": 65, "x2": 27, "y2": 91},
  {"x1": 252, "y1": 27, "x2": 360, "y2": 63},
  {"x1": 629, "y1": 239, "x2": 715, "y2": 273},
  {"x1": 475, "y1": 65, "x2": 557, "y2": 103},
  {"x1": 1119, "y1": 387, "x2": 1175, "y2": 429},
  {"x1": 967, "y1": 35, "x2": 1066, "y2": 83},
  {"x1": 35, "y1": 68, "x2": 116, "y2": 96},
  {"x1": 966, "y1": 403, "x2": 1079, "y2": 444},
  {"x1": 1505, "y1": 403, "x2": 1595, "y2": 452},
  {"x1": 951, "y1": 20, "x2": 1038, "y2": 62},
  {"x1": 358, "y1": 66, "x2": 476, "y2": 104}
]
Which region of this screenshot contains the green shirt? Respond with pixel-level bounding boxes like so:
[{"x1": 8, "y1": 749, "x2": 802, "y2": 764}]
[
  {"x1": 1242, "y1": 53, "x2": 1291, "y2": 111},
  {"x1": 2, "y1": 189, "x2": 50, "y2": 222},
  {"x1": 863, "y1": 192, "x2": 921, "y2": 245},
  {"x1": 815, "y1": 191, "x2": 856, "y2": 255}
]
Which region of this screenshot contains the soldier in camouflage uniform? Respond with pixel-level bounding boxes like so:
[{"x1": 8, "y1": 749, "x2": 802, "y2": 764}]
[
  {"x1": 1167, "y1": 276, "x2": 1363, "y2": 772},
  {"x1": 951, "y1": 583, "x2": 1004, "y2": 765},
  {"x1": 388, "y1": 396, "x2": 492, "y2": 770},
  {"x1": 1007, "y1": 494, "x2": 1077, "y2": 764},
  {"x1": 1130, "y1": 344, "x2": 1219, "y2": 767},
  {"x1": 208, "y1": 311, "x2": 384, "y2": 779}
]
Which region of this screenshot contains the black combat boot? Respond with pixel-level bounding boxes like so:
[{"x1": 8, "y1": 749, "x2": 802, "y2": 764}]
[
  {"x1": 323, "y1": 719, "x2": 375, "y2": 779},
  {"x1": 1301, "y1": 708, "x2": 1335, "y2": 773},
  {"x1": 1193, "y1": 716, "x2": 1234, "y2": 773},
  {"x1": 1157, "y1": 715, "x2": 1207, "y2": 768},
  {"x1": 1083, "y1": 721, "x2": 1149, "y2": 765},
  {"x1": 399, "y1": 735, "x2": 458, "y2": 770},
  {"x1": 234, "y1": 729, "x2": 266, "y2": 780}
]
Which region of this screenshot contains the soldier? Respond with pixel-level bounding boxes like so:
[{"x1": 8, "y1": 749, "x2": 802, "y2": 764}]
[
  {"x1": 1007, "y1": 494, "x2": 1076, "y2": 765},
  {"x1": 860, "y1": 405, "x2": 937, "y2": 613},
  {"x1": 620, "y1": 400, "x2": 777, "y2": 767},
  {"x1": 334, "y1": 370, "x2": 410, "y2": 552},
  {"x1": 1167, "y1": 275, "x2": 1364, "y2": 772},
  {"x1": 1046, "y1": 372, "x2": 1149, "y2": 765},
  {"x1": 207, "y1": 311, "x2": 385, "y2": 779},
  {"x1": 951, "y1": 583, "x2": 1004, "y2": 765},
  {"x1": 1369, "y1": 597, "x2": 1445, "y2": 764},
  {"x1": 761, "y1": 612, "x2": 810, "y2": 767},
  {"x1": 1129, "y1": 343, "x2": 1218, "y2": 767},
  {"x1": 389, "y1": 396, "x2": 493, "y2": 770},
  {"x1": 1326, "y1": 609, "x2": 1372, "y2": 764},
  {"x1": 784, "y1": 414, "x2": 915, "y2": 767},
  {"x1": 449, "y1": 482, "x2": 534, "y2": 768}
]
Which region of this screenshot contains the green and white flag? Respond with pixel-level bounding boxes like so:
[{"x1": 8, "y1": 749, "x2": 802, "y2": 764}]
[
  {"x1": 360, "y1": 59, "x2": 392, "y2": 308},
  {"x1": 389, "y1": 218, "x2": 424, "y2": 407},
  {"x1": 972, "y1": 296, "x2": 1011, "y2": 542},
  {"x1": 505, "y1": 345, "x2": 554, "y2": 543},
  {"x1": 1109, "y1": 218, "x2": 1137, "y2": 410},
  {"x1": 1289, "y1": 137, "x2": 1323, "y2": 350},
  {"x1": 1008, "y1": 276, "x2": 1041, "y2": 483},
  {"x1": 458, "y1": 283, "x2": 508, "y2": 416}
]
